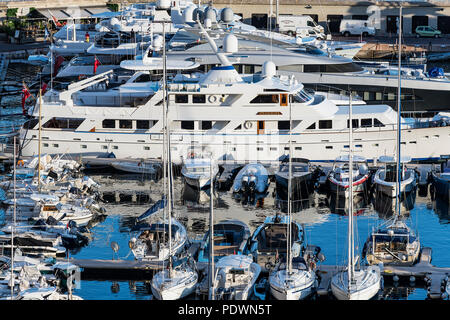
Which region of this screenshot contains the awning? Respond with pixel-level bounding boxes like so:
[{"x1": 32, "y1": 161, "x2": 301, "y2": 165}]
[{"x1": 36, "y1": 6, "x2": 111, "y2": 20}]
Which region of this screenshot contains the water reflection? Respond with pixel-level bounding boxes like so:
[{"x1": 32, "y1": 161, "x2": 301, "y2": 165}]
[
  {"x1": 433, "y1": 196, "x2": 450, "y2": 223},
  {"x1": 372, "y1": 190, "x2": 416, "y2": 219}
]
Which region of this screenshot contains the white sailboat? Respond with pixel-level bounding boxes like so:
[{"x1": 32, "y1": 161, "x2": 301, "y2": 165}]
[
  {"x1": 331, "y1": 94, "x2": 381, "y2": 300},
  {"x1": 269, "y1": 87, "x2": 317, "y2": 300},
  {"x1": 151, "y1": 24, "x2": 198, "y2": 300}
]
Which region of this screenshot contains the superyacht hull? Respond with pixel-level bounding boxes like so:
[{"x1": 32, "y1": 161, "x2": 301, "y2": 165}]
[{"x1": 19, "y1": 126, "x2": 449, "y2": 164}]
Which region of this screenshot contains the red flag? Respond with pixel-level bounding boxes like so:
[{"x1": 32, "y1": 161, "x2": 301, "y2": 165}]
[
  {"x1": 42, "y1": 82, "x2": 48, "y2": 94},
  {"x1": 53, "y1": 55, "x2": 64, "y2": 77},
  {"x1": 93, "y1": 56, "x2": 100, "y2": 74},
  {"x1": 21, "y1": 83, "x2": 31, "y2": 115}
]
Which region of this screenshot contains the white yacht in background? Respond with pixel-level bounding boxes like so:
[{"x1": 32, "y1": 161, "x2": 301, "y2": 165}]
[{"x1": 20, "y1": 31, "x2": 450, "y2": 163}]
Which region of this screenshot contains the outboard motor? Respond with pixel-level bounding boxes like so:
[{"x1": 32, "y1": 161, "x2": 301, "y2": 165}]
[
  {"x1": 248, "y1": 175, "x2": 257, "y2": 204},
  {"x1": 241, "y1": 175, "x2": 249, "y2": 205}
]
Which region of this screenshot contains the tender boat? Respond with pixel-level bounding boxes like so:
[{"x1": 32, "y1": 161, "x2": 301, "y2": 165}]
[
  {"x1": 111, "y1": 160, "x2": 159, "y2": 175},
  {"x1": 232, "y1": 163, "x2": 269, "y2": 204},
  {"x1": 327, "y1": 155, "x2": 370, "y2": 199},
  {"x1": 181, "y1": 152, "x2": 219, "y2": 190},
  {"x1": 275, "y1": 157, "x2": 315, "y2": 202},
  {"x1": 373, "y1": 155, "x2": 417, "y2": 198}
]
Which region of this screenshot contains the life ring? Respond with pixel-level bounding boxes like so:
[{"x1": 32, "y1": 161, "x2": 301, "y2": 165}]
[
  {"x1": 244, "y1": 121, "x2": 252, "y2": 129},
  {"x1": 17, "y1": 160, "x2": 24, "y2": 167},
  {"x1": 208, "y1": 95, "x2": 218, "y2": 103}
]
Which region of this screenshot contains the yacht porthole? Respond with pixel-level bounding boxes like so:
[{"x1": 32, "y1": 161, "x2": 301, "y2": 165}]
[
  {"x1": 244, "y1": 121, "x2": 252, "y2": 129},
  {"x1": 208, "y1": 95, "x2": 217, "y2": 103}
]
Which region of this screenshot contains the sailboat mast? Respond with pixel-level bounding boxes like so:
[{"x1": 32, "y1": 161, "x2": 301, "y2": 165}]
[
  {"x1": 10, "y1": 136, "x2": 16, "y2": 298},
  {"x1": 287, "y1": 93, "x2": 293, "y2": 274},
  {"x1": 209, "y1": 158, "x2": 215, "y2": 300},
  {"x1": 348, "y1": 93, "x2": 355, "y2": 285},
  {"x1": 162, "y1": 23, "x2": 173, "y2": 265},
  {"x1": 395, "y1": 5, "x2": 403, "y2": 220},
  {"x1": 38, "y1": 89, "x2": 42, "y2": 191}
]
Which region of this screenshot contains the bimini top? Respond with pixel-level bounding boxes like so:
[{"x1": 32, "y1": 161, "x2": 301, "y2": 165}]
[
  {"x1": 335, "y1": 155, "x2": 367, "y2": 163},
  {"x1": 216, "y1": 254, "x2": 253, "y2": 269},
  {"x1": 378, "y1": 155, "x2": 412, "y2": 164}
]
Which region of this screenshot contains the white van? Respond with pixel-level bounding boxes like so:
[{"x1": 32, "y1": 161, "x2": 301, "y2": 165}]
[
  {"x1": 339, "y1": 19, "x2": 376, "y2": 37},
  {"x1": 277, "y1": 15, "x2": 324, "y2": 36}
]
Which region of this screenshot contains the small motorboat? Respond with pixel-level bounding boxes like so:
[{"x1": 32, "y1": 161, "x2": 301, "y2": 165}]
[
  {"x1": 246, "y1": 214, "x2": 305, "y2": 273},
  {"x1": 196, "y1": 219, "x2": 250, "y2": 272},
  {"x1": 111, "y1": 160, "x2": 159, "y2": 175},
  {"x1": 327, "y1": 155, "x2": 370, "y2": 198},
  {"x1": 181, "y1": 157, "x2": 219, "y2": 190},
  {"x1": 373, "y1": 155, "x2": 417, "y2": 198},
  {"x1": 232, "y1": 163, "x2": 269, "y2": 204},
  {"x1": 275, "y1": 157, "x2": 315, "y2": 202},
  {"x1": 363, "y1": 218, "x2": 421, "y2": 266},
  {"x1": 37, "y1": 203, "x2": 94, "y2": 227}
]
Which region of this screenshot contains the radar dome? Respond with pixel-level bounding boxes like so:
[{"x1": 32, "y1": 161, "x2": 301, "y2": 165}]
[
  {"x1": 152, "y1": 35, "x2": 164, "y2": 50},
  {"x1": 223, "y1": 34, "x2": 238, "y2": 53},
  {"x1": 157, "y1": 0, "x2": 171, "y2": 9},
  {"x1": 262, "y1": 61, "x2": 276, "y2": 78},
  {"x1": 204, "y1": 7, "x2": 217, "y2": 22},
  {"x1": 221, "y1": 8, "x2": 234, "y2": 23},
  {"x1": 182, "y1": 5, "x2": 195, "y2": 23}
]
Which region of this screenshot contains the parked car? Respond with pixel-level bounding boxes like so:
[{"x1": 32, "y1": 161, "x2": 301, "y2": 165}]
[{"x1": 415, "y1": 26, "x2": 441, "y2": 38}]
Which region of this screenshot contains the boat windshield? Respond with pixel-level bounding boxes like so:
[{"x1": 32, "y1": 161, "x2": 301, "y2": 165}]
[
  {"x1": 280, "y1": 164, "x2": 308, "y2": 172},
  {"x1": 292, "y1": 89, "x2": 313, "y2": 103}
]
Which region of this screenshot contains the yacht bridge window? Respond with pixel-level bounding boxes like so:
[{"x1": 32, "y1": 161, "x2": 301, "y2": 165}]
[
  {"x1": 319, "y1": 120, "x2": 332, "y2": 129},
  {"x1": 42, "y1": 118, "x2": 85, "y2": 129},
  {"x1": 102, "y1": 119, "x2": 116, "y2": 129},
  {"x1": 119, "y1": 120, "x2": 132, "y2": 129},
  {"x1": 250, "y1": 95, "x2": 279, "y2": 104},
  {"x1": 175, "y1": 95, "x2": 189, "y2": 103}
]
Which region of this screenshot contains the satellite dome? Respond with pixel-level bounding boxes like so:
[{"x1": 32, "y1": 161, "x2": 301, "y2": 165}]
[
  {"x1": 152, "y1": 35, "x2": 164, "y2": 50},
  {"x1": 223, "y1": 34, "x2": 238, "y2": 53},
  {"x1": 182, "y1": 5, "x2": 195, "y2": 23},
  {"x1": 156, "y1": 0, "x2": 171, "y2": 9},
  {"x1": 204, "y1": 7, "x2": 217, "y2": 22},
  {"x1": 262, "y1": 61, "x2": 276, "y2": 78},
  {"x1": 221, "y1": 8, "x2": 234, "y2": 23}
]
